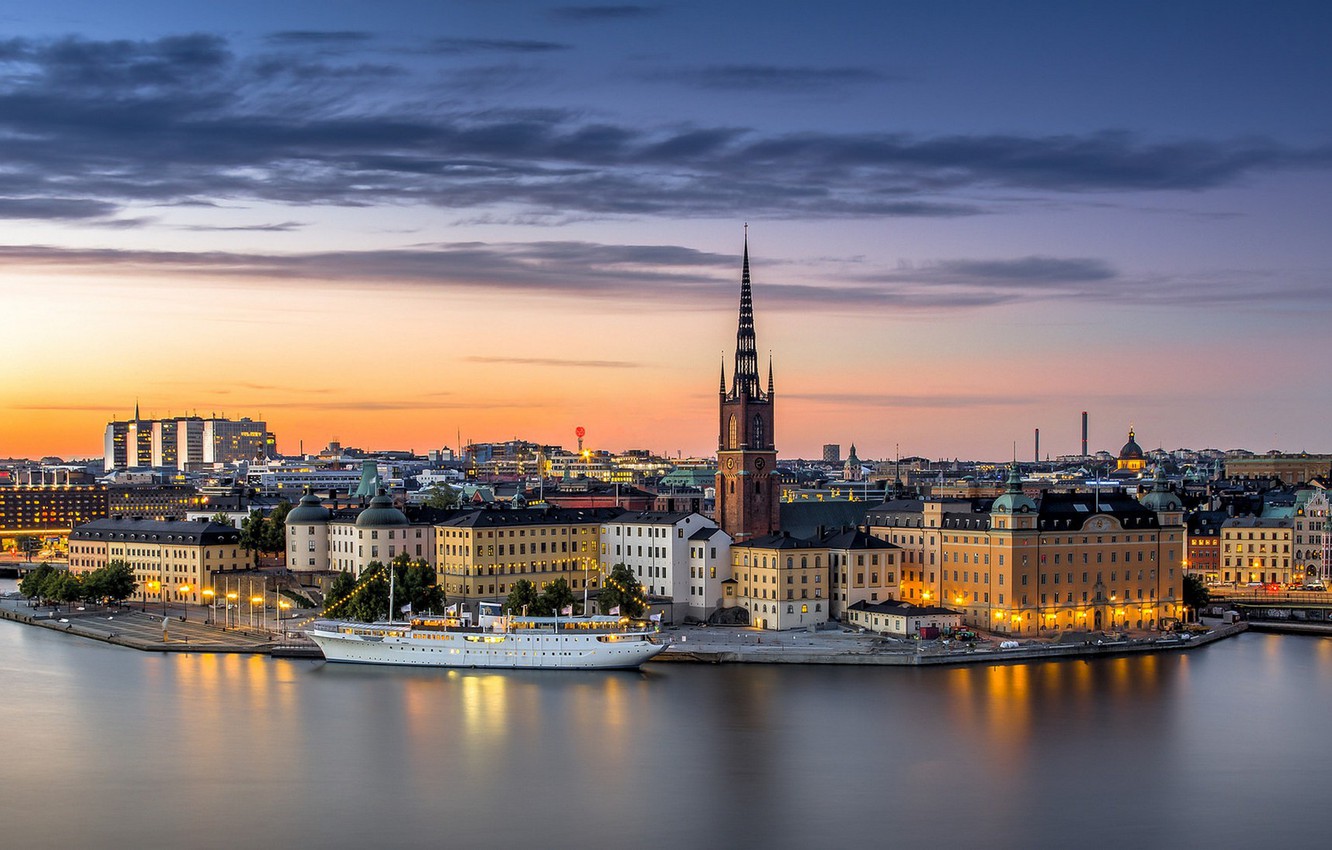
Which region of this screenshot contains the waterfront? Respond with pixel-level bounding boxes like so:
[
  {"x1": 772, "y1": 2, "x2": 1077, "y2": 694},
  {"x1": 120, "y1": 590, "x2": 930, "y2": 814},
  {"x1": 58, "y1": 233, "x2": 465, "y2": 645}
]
[{"x1": 4, "y1": 599, "x2": 1332, "y2": 850}]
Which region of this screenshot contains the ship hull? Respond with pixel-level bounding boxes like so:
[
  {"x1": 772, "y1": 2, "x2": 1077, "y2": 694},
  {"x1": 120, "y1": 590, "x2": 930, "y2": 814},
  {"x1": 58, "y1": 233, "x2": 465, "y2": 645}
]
[{"x1": 307, "y1": 624, "x2": 667, "y2": 670}]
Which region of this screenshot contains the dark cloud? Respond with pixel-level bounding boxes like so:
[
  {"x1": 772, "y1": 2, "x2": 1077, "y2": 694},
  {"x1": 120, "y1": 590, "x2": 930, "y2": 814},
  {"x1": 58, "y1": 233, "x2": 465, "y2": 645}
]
[
  {"x1": 550, "y1": 5, "x2": 660, "y2": 22},
  {"x1": 178, "y1": 221, "x2": 306, "y2": 232},
  {"x1": 0, "y1": 198, "x2": 119, "y2": 219},
  {"x1": 785, "y1": 392, "x2": 1045, "y2": 409},
  {"x1": 265, "y1": 31, "x2": 374, "y2": 45},
  {"x1": 464, "y1": 356, "x2": 641, "y2": 368},
  {"x1": 429, "y1": 38, "x2": 570, "y2": 54},
  {"x1": 0, "y1": 34, "x2": 1327, "y2": 225},
  {"x1": 4, "y1": 239, "x2": 1305, "y2": 312},
  {"x1": 655, "y1": 65, "x2": 890, "y2": 92}
]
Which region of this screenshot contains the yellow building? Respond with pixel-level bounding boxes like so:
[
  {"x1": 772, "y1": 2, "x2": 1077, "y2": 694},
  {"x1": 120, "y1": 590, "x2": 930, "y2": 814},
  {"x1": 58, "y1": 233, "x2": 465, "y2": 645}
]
[
  {"x1": 434, "y1": 508, "x2": 620, "y2": 601},
  {"x1": 731, "y1": 532, "x2": 830, "y2": 630},
  {"x1": 1117, "y1": 427, "x2": 1146, "y2": 473},
  {"x1": 823, "y1": 527, "x2": 901, "y2": 619},
  {"x1": 68, "y1": 517, "x2": 247, "y2": 605},
  {"x1": 869, "y1": 468, "x2": 1185, "y2": 635},
  {"x1": 1220, "y1": 517, "x2": 1293, "y2": 585}
]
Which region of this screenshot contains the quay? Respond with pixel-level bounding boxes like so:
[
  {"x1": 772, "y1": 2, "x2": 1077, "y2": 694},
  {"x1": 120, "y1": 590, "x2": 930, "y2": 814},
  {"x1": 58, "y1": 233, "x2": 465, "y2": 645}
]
[
  {"x1": 655, "y1": 620, "x2": 1247, "y2": 666},
  {"x1": 1, "y1": 594, "x2": 1247, "y2": 666}
]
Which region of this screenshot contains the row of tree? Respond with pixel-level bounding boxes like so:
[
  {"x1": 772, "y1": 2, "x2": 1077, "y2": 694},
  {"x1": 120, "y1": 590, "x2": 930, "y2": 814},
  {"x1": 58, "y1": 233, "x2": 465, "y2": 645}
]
[
  {"x1": 19, "y1": 561, "x2": 137, "y2": 609},
  {"x1": 501, "y1": 564, "x2": 647, "y2": 618},
  {"x1": 323, "y1": 554, "x2": 446, "y2": 622}
]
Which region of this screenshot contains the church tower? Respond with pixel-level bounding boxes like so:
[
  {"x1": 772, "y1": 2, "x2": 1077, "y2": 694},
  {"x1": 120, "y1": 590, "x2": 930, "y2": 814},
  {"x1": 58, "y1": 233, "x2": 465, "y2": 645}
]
[{"x1": 716, "y1": 232, "x2": 780, "y2": 542}]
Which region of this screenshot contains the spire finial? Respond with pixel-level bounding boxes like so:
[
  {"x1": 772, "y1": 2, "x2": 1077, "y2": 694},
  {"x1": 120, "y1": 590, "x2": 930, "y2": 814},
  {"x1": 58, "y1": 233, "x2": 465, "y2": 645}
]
[
  {"x1": 767, "y1": 352, "x2": 774, "y2": 396},
  {"x1": 731, "y1": 227, "x2": 760, "y2": 398}
]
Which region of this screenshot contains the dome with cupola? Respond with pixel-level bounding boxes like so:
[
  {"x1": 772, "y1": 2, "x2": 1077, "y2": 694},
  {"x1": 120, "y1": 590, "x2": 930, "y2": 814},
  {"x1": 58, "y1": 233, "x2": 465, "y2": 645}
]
[
  {"x1": 286, "y1": 489, "x2": 331, "y2": 524},
  {"x1": 1139, "y1": 465, "x2": 1182, "y2": 512},
  {"x1": 1117, "y1": 427, "x2": 1146, "y2": 472},
  {"x1": 991, "y1": 466, "x2": 1036, "y2": 513},
  {"x1": 355, "y1": 491, "x2": 409, "y2": 528}
]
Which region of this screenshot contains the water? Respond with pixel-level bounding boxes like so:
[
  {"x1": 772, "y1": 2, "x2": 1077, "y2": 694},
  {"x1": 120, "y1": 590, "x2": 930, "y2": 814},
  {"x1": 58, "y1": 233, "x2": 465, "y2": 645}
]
[{"x1": 3, "y1": 595, "x2": 1331, "y2": 849}]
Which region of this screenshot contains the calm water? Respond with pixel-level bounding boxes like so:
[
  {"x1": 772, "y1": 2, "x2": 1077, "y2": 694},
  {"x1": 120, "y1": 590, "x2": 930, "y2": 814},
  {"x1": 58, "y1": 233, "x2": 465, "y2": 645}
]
[{"x1": 4, "y1": 595, "x2": 1332, "y2": 849}]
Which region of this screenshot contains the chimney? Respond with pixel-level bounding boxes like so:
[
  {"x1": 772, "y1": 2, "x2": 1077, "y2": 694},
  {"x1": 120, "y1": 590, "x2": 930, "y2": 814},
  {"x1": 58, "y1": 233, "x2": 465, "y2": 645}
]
[{"x1": 1082, "y1": 411, "x2": 1089, "y2": 457}]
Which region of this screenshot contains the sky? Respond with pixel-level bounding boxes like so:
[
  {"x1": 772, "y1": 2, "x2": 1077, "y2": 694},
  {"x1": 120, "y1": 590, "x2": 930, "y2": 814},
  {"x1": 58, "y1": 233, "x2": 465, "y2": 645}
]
[{"x1": 2, "y1": 1, "x2": 1331, "y2": 463}]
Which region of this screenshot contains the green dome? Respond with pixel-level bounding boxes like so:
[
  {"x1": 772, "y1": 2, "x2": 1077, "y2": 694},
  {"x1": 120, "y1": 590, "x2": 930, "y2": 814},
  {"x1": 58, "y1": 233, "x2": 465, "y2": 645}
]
[
  {"x1": 991, "y1": 466, "x2": 1036, "y2": 514},
  {"x1": 355, "y1": 492, "x2": 409, "y2": 528},
  {"x1": 286, "y1": 490, "x2": 331, "y2": 524},
  {"x1": 1139, "y1": 466, "x2": 1181, "y2": 512}
]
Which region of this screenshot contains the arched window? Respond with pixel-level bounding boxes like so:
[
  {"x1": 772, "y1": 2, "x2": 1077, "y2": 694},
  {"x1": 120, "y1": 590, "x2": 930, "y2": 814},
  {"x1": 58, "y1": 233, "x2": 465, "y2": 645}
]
[
  {"x1": 728, "y1": 415, "x2": 738, "y2": 449},
  {"x1": 753, "y1": 414, "x2": 765, "y2": 447}
]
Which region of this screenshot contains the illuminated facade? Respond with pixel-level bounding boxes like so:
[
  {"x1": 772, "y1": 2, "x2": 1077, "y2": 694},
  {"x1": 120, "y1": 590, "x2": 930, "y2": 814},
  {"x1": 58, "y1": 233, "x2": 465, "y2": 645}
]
[
  {"x1": 869, "y1": 469, "x2": 1186, "y2": 634},
  {"x1": 1117, "y1": 427, "x2": 1146, "y2": 473},
  {"x1": 104, "y1": 414, "x2": 275, "y2": 471},
  {"x1": 0, "y1": 484, "x2": 109, "y2": 555},
  {"x1": 434, "y1": 508, "x2": 620, "y2": 601},
  {"x1": 1293, "y1": 490, "x2": 1331, "y2": 582},
  {"x1": 1220, "y1": 517, "x2": 1293, "y2": 585},
  {"x1": 732, "y1": 533, "x2": 830, "y2": 630},
  {"x1": 68, "y1": 517, "x2": 246, "y2": 605}
]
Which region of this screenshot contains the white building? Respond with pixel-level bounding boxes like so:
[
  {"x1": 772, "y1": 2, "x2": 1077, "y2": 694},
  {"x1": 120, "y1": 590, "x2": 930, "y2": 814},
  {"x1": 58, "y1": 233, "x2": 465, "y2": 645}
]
[
  {"x1": 599, "y1": 511, "x2": 717, "y2": 619},
  {"x1": 287, "y1": 491, "x2": 435, "y2": 576},
  {"x1": 687, "y1": 526, "x2": 733, "y2": 621}
]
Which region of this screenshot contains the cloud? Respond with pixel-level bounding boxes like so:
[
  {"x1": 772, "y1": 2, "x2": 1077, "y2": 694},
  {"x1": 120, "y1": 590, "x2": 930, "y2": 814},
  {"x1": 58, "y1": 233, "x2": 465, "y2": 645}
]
[
  {"x1": 464, "y1": 356, "x2": 642, "y2": 368},
  {"x1": 178, "y1": 221, "x2": 306, "y2": 232},
  {"x1": 0, "y1": 34, "x2": 1327, "y2": 226},
  {"x1": 784, "y1": 392, "x2": 1047, "y2": 409},
  {"x1": 265, "y1": 31, "x2": 374, "y2": 46},
  {"x1": 654, "y1": 65, "x2": 891, "y2": 92},
  {"x1": 550, "y1": 5, "x2": 660, "y2": 22},
  {"x1": 429, "y1": 38, "x2": 570, "y2": 54}
]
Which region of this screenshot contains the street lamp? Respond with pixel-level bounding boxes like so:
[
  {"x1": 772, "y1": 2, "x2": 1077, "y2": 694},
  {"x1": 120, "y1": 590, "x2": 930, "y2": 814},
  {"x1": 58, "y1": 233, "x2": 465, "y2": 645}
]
[
  {"x1": 179, "y1": 585, "x2": 191, "y2": 622},
  {"x1": 202, "y1": 588, "x2": 215, "y2": 625},
  {"x1": 251, "y1": 595, "x2": 264, "y2": 631},
  {"x1": 226, "y1": 591, "x2": 238, "y2": 629},
  {"x1": 278, "y1": 600, "x2": 291, "y2": 638},
  {"x1": 147, "y1": 581, "x2": 165, "y2": 617}
]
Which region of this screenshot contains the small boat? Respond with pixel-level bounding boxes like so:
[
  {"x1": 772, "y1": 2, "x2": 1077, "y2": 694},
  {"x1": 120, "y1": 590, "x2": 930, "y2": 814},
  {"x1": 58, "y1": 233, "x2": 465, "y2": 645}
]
[{"x1": 306, "y1": 612, "x2": 667, "y2": 670}]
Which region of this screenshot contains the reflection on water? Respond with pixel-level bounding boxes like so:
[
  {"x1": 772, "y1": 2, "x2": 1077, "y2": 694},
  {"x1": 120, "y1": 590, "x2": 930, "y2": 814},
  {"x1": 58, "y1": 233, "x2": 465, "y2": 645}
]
[{"x1": 3, "y1": 616, "x2": 1331, "y2": 849}]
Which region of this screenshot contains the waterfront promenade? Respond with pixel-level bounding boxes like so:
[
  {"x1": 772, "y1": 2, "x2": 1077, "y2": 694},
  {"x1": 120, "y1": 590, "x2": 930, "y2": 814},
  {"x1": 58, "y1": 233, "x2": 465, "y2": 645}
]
[{"x1": 0, "y1": 592, "x2": 1244, "y2": 666}]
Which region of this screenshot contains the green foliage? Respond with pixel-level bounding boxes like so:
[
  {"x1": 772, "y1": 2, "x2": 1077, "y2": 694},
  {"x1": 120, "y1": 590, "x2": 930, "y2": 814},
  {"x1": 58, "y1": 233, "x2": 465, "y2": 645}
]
[
  {"x1": 598, "y1": 563, "x2": 646, "y2": 618},
  {"x1": 239, "y1": 509, "x2": 265, "y2": 566},
  {"x1": 422, "y1": 485, "x2": 459, "y2": 509},
  {"x1": 264, "y1": 501, "x2": 292, "y2": 554},
  {"x1": 39, "y1": 570, "x2": 84, "y2": 609},
  {"x1": 1183, "y1": 574, "x2": 1210, "y2": 612},
  {"x1": 504, "y1": 579, "x2": 539, "y2": 615},
  {"x1": 535, "y1": 577, "x2": 576, "y2": 616},
  {"x1": 210, "y1": 512, "x2": 235, "y2": 527},
  {"x1": 325, "y1": 572, "x2": 357, "y2": 615},
  {"x1": 19, "y1": 564, "x2": 56, "y2": 601},
  {"x1": 281, "y1": 588, "x2": 316, "y2": 608},
  {"x1": 391, "y1": 554, "x2": 445, "y2": 615}
]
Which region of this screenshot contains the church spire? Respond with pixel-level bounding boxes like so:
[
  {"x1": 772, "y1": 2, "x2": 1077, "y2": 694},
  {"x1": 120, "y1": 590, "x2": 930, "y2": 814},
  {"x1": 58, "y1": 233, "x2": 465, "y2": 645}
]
[
  {"x1": 731, "y1": 227, "x2": 761, "y2": 399},
  {"x1": 719, "y1": 355, "x2": 726, "y2": 394},
  {"x1": 767, "y1": 353, "x2": 774, "y2": 396}
]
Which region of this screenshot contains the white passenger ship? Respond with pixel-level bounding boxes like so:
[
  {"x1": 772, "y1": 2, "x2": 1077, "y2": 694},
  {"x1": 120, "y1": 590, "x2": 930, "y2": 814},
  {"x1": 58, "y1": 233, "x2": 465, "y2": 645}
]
[{"x1": 307, "y1": 613, "x2": 668, "y2": 670}]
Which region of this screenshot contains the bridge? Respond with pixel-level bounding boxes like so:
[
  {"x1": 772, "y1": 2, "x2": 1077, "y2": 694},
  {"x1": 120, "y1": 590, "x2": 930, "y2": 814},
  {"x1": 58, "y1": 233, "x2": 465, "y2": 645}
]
[{"x1": 1210, "y1": 589, "x2": 1332, "y2": 633}]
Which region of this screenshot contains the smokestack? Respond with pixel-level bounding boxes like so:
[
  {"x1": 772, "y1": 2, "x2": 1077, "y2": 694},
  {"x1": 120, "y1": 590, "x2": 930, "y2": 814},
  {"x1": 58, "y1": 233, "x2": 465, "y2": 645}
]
[
  {"x1": 1082, "y1": 411, "x2": 1088, "y2": 457},
  {"x1": 1035, "y1": 428, "x2": 1040, "y2": 463}
]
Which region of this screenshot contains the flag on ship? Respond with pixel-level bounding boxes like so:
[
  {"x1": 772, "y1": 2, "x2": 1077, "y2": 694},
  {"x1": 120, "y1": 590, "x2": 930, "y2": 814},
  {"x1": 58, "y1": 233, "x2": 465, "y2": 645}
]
[
  {"x1": 400, "y1": 603, "x2": 411, "y2": 614},
  {"x1": 649, "y1": 612, "x2": 662, "y2": 623},
  {"x1": 560, "y1": 605, "x2": 573, "y2": 616},
  {"x1": 609, "y1": 605, "x2": 620, "y2": 616}
]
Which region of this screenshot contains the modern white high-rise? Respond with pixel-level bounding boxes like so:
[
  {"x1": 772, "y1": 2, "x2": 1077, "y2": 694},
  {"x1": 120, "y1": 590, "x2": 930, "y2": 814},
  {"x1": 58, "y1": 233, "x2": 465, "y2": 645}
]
[{"x1": 104, "y1": 414, "x2": 275, "y2": 472}]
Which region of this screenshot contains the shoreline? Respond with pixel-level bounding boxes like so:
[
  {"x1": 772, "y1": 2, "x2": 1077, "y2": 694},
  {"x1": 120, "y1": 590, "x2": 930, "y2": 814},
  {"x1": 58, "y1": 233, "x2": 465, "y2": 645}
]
[{"x1": 2, "y1": 597, "x2": 1251, "y2": 666}]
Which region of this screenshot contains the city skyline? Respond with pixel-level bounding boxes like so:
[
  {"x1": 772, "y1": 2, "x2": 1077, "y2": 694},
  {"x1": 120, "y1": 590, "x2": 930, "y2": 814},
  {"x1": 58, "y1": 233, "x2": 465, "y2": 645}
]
[{"x1": 4, "y1": 2, "x2": 1332, "y2": 461}]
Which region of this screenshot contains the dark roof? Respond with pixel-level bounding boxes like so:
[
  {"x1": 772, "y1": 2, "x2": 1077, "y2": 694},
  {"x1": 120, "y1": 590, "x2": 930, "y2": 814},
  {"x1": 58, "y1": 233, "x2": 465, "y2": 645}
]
[
  {"x1": 819, "y1": 527, "x2": 899, "y2": 550},
  {"x1": 1222, "y1": 516, "x2": 1291, "y2": 529},
  {"x1": 779, "y1": 500, "x2": 868, "y2": 539},
  {"x1": 71, "y1": 517, "x2": 241, "y2": 545},
  {"x1": 847, "y1": 599, "x2": 959, "y2": 617},
  {"x1": 437, "y1": 506, "x2": 627, "y2": 528},
  {"x1": 610, "y1": 510, "x2": 699, "y2": 524},
  {"x1": 1187, "y1": 509, "x2": 1229, "y2": 536},
  {"x1": 689, "y1": 526, "x2": 727, "y2": 541},
  {"x1": 1035, "y1": 492, "x2": 1160, "y2": 530},
  {"x1": 737, "y1": 530, "x2": 823, "y2": 549}
]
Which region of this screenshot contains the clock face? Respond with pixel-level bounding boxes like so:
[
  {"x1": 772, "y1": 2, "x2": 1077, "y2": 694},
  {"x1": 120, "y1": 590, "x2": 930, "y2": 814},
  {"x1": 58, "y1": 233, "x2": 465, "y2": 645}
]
[
  {"x1": 754, "y1": 457, "x2": 766, "y2": 470},
  {"x1": 725, "y1": 457, "x2": 735, "y2": 470}
]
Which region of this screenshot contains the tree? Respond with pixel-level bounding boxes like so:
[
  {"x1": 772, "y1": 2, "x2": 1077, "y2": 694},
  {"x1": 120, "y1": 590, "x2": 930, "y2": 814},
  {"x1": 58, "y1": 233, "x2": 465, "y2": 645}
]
[
  {"x1": 325, "y1": 571, "x2": 358, "y2": 617},
  {"x1": 239, "y1": 509, "x2": 266, "y2": 567},
  {"x1": 423, "y1": 485, "x2": 459, "y2": 509},
  {"x1": 210, "y1": 512, "x2": 235, "y2": 527},
  {"x1": 19, "y1": 564, "x2": 56, "y2": 602},
  {"x1": 535, "y1": 577, "x2": 575, "y2": 616},
  {"x1": 42, "y1": 570, "x2": 83, "y2": 611},
  {"x1": 598, "y1": 563, "x2": 645, "y2": 618},
  {"x1": 1183, "y1": 574, "x2": 1210, "y2": 619},
  {"x1": 391, "y1": 553, "x2": 445, "y2": 615},
  {"x1": 504, "y1": 579, "x2": 539, "y2": 616},
  {"x1": 263, "y1": 500, "x2": 292, "y2": 559}
]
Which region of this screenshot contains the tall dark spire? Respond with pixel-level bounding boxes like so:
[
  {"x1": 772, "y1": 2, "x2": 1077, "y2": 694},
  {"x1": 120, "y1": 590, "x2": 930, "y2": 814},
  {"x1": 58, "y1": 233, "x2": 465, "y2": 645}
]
[
  {"x1": 767, "y1": 353, "x2": 774, "y2": 396},
  {"x1": 731, "y1": 228, "x2": 761, "y2": 399},
  {"x1": 719, "y1": 355, "x2": 726, "y2": 394}
]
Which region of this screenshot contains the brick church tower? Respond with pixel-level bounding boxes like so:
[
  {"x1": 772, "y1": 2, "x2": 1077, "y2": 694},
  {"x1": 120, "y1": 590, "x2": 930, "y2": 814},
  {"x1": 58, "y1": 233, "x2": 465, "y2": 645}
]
[{"x1": 715, "y1": 233, "x2": 780, "y2": 543}]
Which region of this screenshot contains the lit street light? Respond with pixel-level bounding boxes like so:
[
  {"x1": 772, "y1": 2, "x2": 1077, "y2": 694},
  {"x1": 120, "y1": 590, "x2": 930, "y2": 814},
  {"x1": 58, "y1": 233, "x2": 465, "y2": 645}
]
[
  {"x1": 179, "y1": 585, "x2": 191, "y2": 622},
  {"x1": 202, "y1": 588, "x2": 215, "y2": 625}
]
